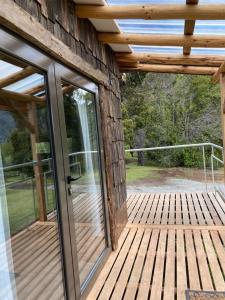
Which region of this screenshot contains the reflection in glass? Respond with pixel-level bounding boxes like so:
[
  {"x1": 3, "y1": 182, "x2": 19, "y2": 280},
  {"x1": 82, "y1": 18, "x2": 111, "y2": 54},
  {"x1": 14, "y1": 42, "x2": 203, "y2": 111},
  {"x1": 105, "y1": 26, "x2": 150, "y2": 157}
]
[
  {"x1": 0, "y1": 53, "x2": 65, "y2": 299},
  {"x1": 63, "y1": 83, "x2": 106, "y2": 286}
]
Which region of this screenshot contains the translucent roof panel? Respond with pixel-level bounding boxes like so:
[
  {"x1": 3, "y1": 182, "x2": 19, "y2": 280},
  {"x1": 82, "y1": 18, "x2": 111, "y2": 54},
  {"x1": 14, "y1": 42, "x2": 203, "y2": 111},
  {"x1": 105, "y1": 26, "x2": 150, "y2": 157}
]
[
  {"x1": 117, "y1": 20, "x2": 184, "y2": 34},
  {"x1": 132, "y1": 46, "x2": 183, "y2": 54},
  {"x1": 191, "y1": 48, "x2": 225, "y2": 55},
  {"x1": 195, "y1": 21, "x2": 225, "y2": 35},
  {"x1": 3, "y1": 74, "x2": 44, "y2": 93},
  {"x1": 0, "y1": 60, "x2": 22, "y2": 80}
]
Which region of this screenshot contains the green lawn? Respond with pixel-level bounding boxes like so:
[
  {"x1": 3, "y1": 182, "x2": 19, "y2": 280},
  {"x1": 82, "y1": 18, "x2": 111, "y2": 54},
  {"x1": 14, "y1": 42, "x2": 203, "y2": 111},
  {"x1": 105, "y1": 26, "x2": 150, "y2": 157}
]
[
  {"x1": 6, "y1": 183, "x2": 56, "y2": 235},
  {"x1": 126, "y1": 162, "x2": 161, "y2": 183}
]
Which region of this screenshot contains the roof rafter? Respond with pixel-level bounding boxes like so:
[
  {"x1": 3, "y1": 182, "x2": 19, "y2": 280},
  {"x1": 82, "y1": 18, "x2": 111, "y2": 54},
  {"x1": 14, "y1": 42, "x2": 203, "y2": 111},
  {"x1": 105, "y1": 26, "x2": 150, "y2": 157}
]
[
  {"x1": 76, "y1": 4, "x2": 225, "y2": 20},
  {"x1": 98, "y1": 33, "x2": 225, "y2": 48},
  {"x1": 183, "y1": 0, "x2": 199, "y2": 55},
  {"x1": 120, "y1": 63, "x2": 217, "y2": 75},
  {"x1": 116, "y1": 53, "x2": 225, "y2": 67}
]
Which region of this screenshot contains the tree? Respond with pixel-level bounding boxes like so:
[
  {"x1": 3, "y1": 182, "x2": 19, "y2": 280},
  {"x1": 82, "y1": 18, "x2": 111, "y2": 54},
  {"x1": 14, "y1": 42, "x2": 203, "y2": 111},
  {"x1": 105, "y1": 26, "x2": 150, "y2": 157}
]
[{"x1": 121, "y1": 72, "x2": 221, "y2": 167}]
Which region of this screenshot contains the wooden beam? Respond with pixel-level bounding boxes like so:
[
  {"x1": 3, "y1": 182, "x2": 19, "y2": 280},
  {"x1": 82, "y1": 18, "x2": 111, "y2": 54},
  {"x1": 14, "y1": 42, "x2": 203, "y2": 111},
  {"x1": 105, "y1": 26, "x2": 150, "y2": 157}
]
[
  {"x1": 0, "y1": 0, "x2": 108, "y2": 86},
  {"x1": 116, "y1": 53, "x2": 224, "y2": 67},
  {"x1": 24, "y1": 84, "x2": 45, "y2": 95},
  {"x1": 0, "y1": 89, "x2": 45, "y2": 105},
  {"x1": 76, "y1": 4, "x2": 225, "y2": 20},
  {"x1": 183, "y1": 0, "x2": 199, "y2": 55},
  {"x1": 120, "y1": 64, "x2": 217, "y2": 75},
  {"x1": 0, "y1": 101, "x2": 27, "y2": 113},
  {"x1": 212, "y1": 61, "x2": 225, "y2": 83},
  {"x1": 28, "y1": 101, "x2": 47, "y2": 222},
  {"x1": 0, "y1": 66, "x2": 36, "y2": 88},
  {"x1": 4, "y1": 99, "x2": 35, "y2": 133},
  {"x1": 99, "y1": 33, "x2": 225, "y2": 48}
]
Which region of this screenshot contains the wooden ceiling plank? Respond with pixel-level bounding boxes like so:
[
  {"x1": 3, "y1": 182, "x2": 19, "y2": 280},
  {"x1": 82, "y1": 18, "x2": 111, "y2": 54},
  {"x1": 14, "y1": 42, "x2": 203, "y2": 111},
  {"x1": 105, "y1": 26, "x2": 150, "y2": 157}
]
[{"x1": 76, "y1": 4, "x2": 225, "y2": 20}]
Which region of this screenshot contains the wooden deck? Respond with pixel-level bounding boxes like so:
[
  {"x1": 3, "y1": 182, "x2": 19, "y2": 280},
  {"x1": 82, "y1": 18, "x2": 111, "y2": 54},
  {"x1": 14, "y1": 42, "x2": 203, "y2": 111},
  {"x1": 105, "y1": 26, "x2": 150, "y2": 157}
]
[
  {"x1": 87, "y1": 192, "x2": 225, "y2": 300},
  {"x1": 0, "y1": 192, "x2": 105, "y2": 300}
]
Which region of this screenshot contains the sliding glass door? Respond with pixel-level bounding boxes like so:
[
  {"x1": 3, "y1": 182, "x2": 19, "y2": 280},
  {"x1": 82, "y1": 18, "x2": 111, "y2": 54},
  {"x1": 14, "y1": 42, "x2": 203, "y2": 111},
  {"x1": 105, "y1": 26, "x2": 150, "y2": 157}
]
[
  {"x1": 0, "y1": 51, "x2": 66, "y2": 300},
  {"x1": 57, "y1": 72, "x2": 109, "y2": 289}
]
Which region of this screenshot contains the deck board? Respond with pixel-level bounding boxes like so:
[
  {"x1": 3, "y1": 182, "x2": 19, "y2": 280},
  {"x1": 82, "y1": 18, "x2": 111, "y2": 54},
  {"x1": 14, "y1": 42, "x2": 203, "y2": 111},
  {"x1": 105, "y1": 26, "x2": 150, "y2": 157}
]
[
  {"x1": 88, "y1": 192, "x2": 225, "y2": 300},
  {"x1": 0, "y1": 192, "x2": 105, "y2": 300}
]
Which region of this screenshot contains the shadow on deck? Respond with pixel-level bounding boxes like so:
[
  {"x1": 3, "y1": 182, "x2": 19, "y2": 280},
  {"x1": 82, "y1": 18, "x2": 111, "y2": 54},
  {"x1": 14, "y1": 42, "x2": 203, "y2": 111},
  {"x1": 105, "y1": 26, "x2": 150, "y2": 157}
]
[{"x1": 87, "y1": 192, "x2": 225, "y2": 300}]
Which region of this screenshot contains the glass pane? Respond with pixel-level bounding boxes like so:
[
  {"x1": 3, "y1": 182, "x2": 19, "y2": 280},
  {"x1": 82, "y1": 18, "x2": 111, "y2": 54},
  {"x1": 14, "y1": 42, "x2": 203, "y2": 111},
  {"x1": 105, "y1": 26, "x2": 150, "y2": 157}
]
[
  {"x1": 62, "y1": 83, "x2": 106, "y2": 286},
  {"x1": 0, "y1": 53, "x2": 65, "y2": 299}
]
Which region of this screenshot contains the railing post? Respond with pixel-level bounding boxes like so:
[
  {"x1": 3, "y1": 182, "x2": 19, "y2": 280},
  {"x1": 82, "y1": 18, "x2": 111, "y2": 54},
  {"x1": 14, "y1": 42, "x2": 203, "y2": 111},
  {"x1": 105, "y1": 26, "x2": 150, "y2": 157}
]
[
  {"x1": 211, "y1": 145, "x2": 215, "y2": 192},
  {"x1": 202, "y1": 146, "x2": 207, "y2": 192}
]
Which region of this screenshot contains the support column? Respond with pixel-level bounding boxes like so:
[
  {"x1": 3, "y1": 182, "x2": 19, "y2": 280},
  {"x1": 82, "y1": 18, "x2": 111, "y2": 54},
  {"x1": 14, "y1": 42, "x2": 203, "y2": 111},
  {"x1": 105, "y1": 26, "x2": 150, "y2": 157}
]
[
  {"x1": 219, "y1": 73, "x2": 225, "y2": 182},
  {"x1": 28, "y1": 101, "x2": 47, "y2": 221}
]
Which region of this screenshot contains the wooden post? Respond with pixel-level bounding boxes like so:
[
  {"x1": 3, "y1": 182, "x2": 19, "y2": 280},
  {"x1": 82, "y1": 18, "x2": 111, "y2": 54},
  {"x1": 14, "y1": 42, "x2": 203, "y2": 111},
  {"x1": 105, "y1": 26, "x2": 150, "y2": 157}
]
[
  {"x1": 28, "y1": 101, "x2": 47, "y2": 221},
  {"x1": 219, "y1": 73, "x2": 225, "y2": 182}
]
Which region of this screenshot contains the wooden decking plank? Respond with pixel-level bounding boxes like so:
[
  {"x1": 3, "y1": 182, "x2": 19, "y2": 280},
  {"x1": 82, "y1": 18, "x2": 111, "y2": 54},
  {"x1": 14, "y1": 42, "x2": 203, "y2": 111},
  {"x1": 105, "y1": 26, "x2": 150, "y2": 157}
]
[
  {"x1": 207, "y1": 193, "x2": 225, "y2": 225},
  {"x1": 185, "y1": 230, "x2": 201, "y2": 290},
  {"x1": 129, "y1": 195, "x2": 145, "y2": 223},
  {"x1": 175, "y1": 193, "x2": 182, "y2": 225},
  {"x1": 98, "y1": 228, "x2": 137, "y2": 300},
  {"x1": 147, "y1": 193, "x2": 160, "y2": 224},
  {"x1": 123, "y1": 229, "x2": 152, "y2": 300},
  {"x1": 201, "y1": 230, "x2": 225, "y2": 291},
  {"x1": 127, "y1": 194, "x2": 142, "y2": 219},
  {"x1": 110, "y1": 229, "x2": 144, "y2": 300},
  {"x1": 176, "y1": 229, "x2": 187, "y2": 300},
  {"x1": 154, "y1": 193, "x2": 165, "y2": 224},
  {"x1": 163, "y1": 229, "x2": 175, "y2": 300},
  {"x1": 210, "y1": 230, "x2": 225, "y2": 277},
  {"x1": 203, "y1": 193, "x2": 222, "y2": 225},
  {"x1": 87, "y1": 229, "x2": 129, "y2": 300},
  {"x1": 140, "y1": 194, "x2": 154, "y2": 224},
  {"x1": 149, "y1": 229, "x2": 167, "y2": 300},
  {"x1": 197, "y1": 192, "x2": 214, "y2": 225},
  {"x1": 137, "y1": 229, "x2": 160, "y2": 300},
  {"x1": 186, "y1": 193, "x2": 198, "y2": 225},
  {"x1": 181, "y1": 193, "x2": 189, "y2": 225},
  {"x1": 191, "y1": 192, "x2": 206, "y2": 225},
  {"x1": 193, "y1": 230, "x2": 213, "y2": 290},
  {"x1": 161, "y1": 193, "x2": 170, "y2": 225},
  {"x1": 168, "y1": 193, "x2": 175, "y2": 224},
  {"x1": 132, "y1": 194, "x2": 148, "y2": 223}
]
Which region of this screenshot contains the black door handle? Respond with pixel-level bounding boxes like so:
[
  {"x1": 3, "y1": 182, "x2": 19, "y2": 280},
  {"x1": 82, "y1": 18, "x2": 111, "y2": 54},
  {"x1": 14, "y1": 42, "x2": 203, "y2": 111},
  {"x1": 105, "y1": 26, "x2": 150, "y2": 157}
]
[{"x1": 67, "y1": 175, "x2": 81, "y2": 184}]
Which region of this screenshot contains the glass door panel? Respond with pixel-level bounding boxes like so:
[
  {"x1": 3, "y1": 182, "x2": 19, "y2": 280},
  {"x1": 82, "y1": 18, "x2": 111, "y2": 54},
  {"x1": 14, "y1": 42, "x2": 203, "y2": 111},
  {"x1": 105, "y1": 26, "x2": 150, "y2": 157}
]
[
  {"x1": 0, "y1": 52, "x2": 65, "y2": 299},
  {"x1": 62, "y1": 82, "x2": 107, "y2": 286}
]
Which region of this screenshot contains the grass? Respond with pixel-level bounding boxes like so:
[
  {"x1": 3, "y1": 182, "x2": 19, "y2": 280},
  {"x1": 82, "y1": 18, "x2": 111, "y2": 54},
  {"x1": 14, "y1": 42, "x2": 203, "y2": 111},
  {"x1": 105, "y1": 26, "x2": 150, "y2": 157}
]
[
  {"x1": 126, "y1": 162, "x2": 161, "y2": 183},
  {"x1": 6, "y1": 181, "x2": 56, "y2": 235}
]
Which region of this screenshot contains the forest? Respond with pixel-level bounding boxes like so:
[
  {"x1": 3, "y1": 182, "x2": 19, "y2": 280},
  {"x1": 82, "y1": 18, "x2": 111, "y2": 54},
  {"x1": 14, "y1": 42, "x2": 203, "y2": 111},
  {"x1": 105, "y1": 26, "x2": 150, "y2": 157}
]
[{"x1": 121, "y1": 72, "x2": 221, "y2": 167}]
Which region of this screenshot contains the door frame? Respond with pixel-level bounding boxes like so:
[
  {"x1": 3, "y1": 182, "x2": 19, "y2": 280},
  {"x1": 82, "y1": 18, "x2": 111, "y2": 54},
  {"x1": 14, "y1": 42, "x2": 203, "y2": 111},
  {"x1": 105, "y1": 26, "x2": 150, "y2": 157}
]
[
  {"x1": 54, "y1": 63, "x2": 111, "y2": 294},
  {"x1": 0, "y1": 26, "x2": 111, "y2": 300}
]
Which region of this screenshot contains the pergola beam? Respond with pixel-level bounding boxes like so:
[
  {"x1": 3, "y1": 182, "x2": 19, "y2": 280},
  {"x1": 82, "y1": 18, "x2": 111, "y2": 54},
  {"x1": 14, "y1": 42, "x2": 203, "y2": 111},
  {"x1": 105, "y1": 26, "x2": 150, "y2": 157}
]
[
  {"x1": 183, "y1": 0, "x2": 199, "y2": 55},
  {"x1": 0, "y1": 66, "x2": 36, "y2": 88},
  {"x1": 76, "y1": 4, "x2": 225, "y2": 20},
  {"x1": 120, "y1": 64, "x2": 217, "y2": 75},
  {"x1": 212, "y1": 62, "x2": 225, "y2": 83},
  {"x1": 0, "y1": 89, "x2": 45, "y2": 105},
  {"x1": 98, "y1": 33, "x2": 225, "y2": 48},
  {"x1": 116, "y1": 53, "x2": 225, "y2": 67}
]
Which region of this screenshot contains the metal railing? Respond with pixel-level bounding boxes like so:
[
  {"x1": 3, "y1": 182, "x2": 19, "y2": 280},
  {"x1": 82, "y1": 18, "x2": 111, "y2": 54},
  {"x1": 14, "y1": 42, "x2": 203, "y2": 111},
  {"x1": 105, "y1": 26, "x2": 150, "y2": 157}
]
[{"x1": 125, "y1": 142, "x2": 224, "y2": 193}]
